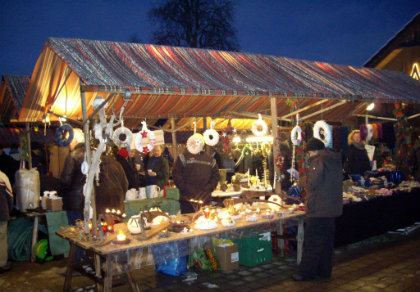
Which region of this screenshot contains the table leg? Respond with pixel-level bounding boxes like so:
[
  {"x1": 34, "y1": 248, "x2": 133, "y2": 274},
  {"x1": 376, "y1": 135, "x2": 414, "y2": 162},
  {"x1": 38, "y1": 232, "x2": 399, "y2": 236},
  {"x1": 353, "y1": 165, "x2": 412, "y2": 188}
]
[
  {"x1": 63, "y1": 243, "x2": 77, "y2": 292},
  {"x1": 126, "y1": 270, "x2": 140, "y2": 292},
  {"x1": 296, "y1": 217, "x2": 304, "y2": 265},
  {"x1": 103, "y1": 256, "x2": 114, "y2": 292},
  {"x1": 31, "y1": 215, "x2": 39, "y2": 263},
  {"x1": 277, "y1": 219, "x2": 285, "y2": 257}
]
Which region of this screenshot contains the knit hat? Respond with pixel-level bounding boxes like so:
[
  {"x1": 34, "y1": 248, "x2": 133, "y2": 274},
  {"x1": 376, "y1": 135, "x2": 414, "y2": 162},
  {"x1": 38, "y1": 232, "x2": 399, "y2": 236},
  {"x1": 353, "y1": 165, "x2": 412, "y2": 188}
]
[
  {"x1": 306, "y1": 138, "x2": 325, "y2": 151},
  {"x1": 118, "y1": 148, "x2": 128, "y2": 158}
]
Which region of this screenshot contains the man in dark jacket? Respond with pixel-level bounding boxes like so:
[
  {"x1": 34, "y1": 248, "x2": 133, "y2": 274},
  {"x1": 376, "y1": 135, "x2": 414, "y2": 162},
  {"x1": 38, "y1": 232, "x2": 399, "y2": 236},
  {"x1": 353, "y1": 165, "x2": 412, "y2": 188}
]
[
  {"x1": 116, "y1": 148, "x2": 139, "y2": 190},
  {"x1": 146, "y1": 145, "x2": 169, "y2": 190},
  {"x1": 294, "y1": 138, "x2": 343, "y2": 281},
  {"x1": 61, "y1": 143, "x2": 86, "y2": 226},
  {"x1": 173, "y1": 149, "x2": 220, "y2": 214},
  {"x1": 0, "y1": 171, "x2": 12, "y2": 273}
]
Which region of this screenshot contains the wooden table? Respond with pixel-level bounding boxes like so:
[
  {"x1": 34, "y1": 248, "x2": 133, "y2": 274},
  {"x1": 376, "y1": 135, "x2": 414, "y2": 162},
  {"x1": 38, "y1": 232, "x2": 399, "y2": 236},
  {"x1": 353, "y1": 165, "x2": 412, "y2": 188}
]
[{"x1": 58, "y1": 211, "x2": 304, "y2": 292}]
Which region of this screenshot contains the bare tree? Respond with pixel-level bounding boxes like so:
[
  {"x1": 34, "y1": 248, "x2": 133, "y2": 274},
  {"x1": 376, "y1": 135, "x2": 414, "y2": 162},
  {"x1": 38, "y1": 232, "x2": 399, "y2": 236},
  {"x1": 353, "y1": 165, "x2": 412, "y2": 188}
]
[{"x1": 149, "y1": 0, "x2": 240, "y2": 51}]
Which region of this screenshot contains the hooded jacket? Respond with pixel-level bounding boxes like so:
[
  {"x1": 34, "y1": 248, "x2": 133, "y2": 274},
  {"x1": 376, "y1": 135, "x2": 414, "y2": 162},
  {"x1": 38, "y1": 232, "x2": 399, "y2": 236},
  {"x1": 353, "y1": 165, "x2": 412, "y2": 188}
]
[
  {"x1": 61, "y1": 144, "x2": 86, "y2": 211},
  {"x1": 303, "y1": 148, "x2": 343, "y2": 218},
  {"x1": 173, "y1": 150, "x2": 220, "y2": 204}
]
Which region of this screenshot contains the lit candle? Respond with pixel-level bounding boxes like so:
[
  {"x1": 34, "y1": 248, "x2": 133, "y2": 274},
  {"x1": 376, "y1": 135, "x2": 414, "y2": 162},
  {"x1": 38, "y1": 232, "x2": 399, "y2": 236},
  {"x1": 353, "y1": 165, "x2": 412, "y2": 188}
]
[
  {"x1": 105, "y1": 208, "x2": 110, "y2": 213},
  {"x1": 116, "y1": 231, "x2": 126, "y2": 241},
  {"x1": 111, "y1": 209, "x2": 116, "y2": 214},
  {"x1": 122, "y1": 213, "x2": 126, "y2": 218},
  {"x1": 116, "y1": 210, "x2": 121, "y2": 215},
  {"x1": 204, "y1": 207, "x2": 210, "y2": 218}
]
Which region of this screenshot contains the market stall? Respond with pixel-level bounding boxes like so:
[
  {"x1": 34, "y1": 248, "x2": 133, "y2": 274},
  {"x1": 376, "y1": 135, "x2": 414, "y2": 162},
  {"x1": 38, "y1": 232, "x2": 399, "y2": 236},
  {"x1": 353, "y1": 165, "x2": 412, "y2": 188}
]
[{"x1": 17, "y1": 37, "x2": 420, "y2": 289}]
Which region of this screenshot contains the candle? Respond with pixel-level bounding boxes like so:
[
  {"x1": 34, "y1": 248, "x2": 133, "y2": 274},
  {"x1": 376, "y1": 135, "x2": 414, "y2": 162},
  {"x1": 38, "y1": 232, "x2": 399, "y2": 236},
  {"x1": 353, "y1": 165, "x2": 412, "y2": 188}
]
[
  {"x1": 122, "y1": 213, "x2": 126, "y2": 218},
  {"x1": 105, "y1": 208, "x2": 110, "y2": 213},
  {"x1": 116, "y1": 231, "x2": 126, "y2": 241},
  {"x1": 204, "y1": 207, "x2": 210, "y2": 218},
  {"x1": 116, "y1": 210, "x2": 121, "y2": 215},
  {"x1": 111, "y1": 209, "x2": 116, "y2": 214}
]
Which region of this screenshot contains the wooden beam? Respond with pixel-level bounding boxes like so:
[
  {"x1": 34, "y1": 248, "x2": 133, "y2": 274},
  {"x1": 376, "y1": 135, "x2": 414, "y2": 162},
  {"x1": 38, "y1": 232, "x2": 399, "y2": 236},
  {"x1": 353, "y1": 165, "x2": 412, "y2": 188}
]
[
  {"x1": 354, "y1": 114, "x2": 397, "y2": 121},
  {"x1": 300, "y1": 100, "x2": 347, "y2": 121},
  {"x1": 280, "y1": 99, "x2": 328, "y2": 119}
]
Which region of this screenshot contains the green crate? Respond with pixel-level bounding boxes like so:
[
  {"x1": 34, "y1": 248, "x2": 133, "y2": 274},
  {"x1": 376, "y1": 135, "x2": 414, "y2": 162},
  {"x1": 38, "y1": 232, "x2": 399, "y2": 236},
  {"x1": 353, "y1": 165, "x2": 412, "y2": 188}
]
[
  {"x1": 165, "y1": 187, "x2": 180, "y2": 200},
  {"x1": 233, "y1": 232, "x2": 272, "y2": 267}
]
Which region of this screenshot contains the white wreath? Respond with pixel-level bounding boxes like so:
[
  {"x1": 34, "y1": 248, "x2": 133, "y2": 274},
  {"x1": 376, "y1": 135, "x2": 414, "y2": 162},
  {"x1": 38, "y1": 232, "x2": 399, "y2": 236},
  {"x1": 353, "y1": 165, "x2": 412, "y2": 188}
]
[
  {"x1": 290, "y1": 125, "x2": 302, "y2": 146},
  {"x1": 135, "y1": 122, "x2": 156, "y2": 153},
  {"x1": 366, "y1": 124, "x2": 374, "y2": 142},
  {"x1": 204, "y1": 122, "x2": 220, "y2": 146},
  {"x1": 252, "y1": 114, "x2": 268, "y2": 136},
  {"x1": 313, "y1": 120, "x2": 332, "y2": 147},
  {"x1": 187, "y1": 133, "x2": 205, "y2": 155},
  {"x1": 112, "y1": 126, "x2": 133, "y2": 148}
]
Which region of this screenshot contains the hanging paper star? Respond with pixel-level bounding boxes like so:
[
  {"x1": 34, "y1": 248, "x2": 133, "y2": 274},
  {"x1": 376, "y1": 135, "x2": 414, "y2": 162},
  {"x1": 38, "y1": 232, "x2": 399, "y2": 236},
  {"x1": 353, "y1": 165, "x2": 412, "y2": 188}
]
[{"x1": 141, "y1": 130, "x2": 149, "y2": 138}]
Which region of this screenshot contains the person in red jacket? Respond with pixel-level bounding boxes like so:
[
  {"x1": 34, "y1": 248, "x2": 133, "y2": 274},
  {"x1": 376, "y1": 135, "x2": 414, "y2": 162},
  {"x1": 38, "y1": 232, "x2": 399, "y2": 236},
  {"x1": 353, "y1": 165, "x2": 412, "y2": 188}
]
[
  {"x1": 294, "y1": 137, "x2": 343, "y2": 281},
  {"x1": 173, "y1": 149, "x2": 220, "y2": 214}
]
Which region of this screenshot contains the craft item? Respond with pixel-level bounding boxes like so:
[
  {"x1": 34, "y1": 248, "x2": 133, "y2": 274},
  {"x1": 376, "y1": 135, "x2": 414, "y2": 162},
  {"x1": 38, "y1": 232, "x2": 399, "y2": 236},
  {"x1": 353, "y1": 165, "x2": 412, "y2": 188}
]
[
  {"x1": 112, "y1": 126, "x2": 133, "y2": 148},
  {"x1": 113, "y1": 230, "x2": 130, "y2": 244},
  {"x1": 55, "y1": 124, "x2": 74, "y2": 146},
  {"x1": 135, "y1": 121, "x2": 156, "y2": 154},
  {"x1": 186, "y1": 133, "x2": 205, "y2": 154},
  {"x1": 203, "y1": 122, "x2": 219, "y2": 146},
  {"x1": 291, "y1": 125, "x2": 302, "y2": 146},
  {"x1": 313, "y1": 120, "x2": 332, "y2": 147},
  {"x1": 251, "y1": 114, "x2": 268, "y2": 136}
]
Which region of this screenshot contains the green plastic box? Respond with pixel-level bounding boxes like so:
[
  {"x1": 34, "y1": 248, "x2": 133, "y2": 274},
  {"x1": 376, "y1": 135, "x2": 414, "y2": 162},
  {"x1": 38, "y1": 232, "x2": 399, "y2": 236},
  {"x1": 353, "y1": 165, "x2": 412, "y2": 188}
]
[{"x1": 234, "y1": 232, "x2": 272, "y2": 267}]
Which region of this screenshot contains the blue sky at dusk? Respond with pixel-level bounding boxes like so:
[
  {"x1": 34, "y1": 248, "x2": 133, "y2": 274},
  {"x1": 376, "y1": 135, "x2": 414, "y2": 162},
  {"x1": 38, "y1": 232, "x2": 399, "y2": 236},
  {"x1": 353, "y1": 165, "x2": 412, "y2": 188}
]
[{"x1": 0, "y1": 0, "x2": 419, "y2": 77}]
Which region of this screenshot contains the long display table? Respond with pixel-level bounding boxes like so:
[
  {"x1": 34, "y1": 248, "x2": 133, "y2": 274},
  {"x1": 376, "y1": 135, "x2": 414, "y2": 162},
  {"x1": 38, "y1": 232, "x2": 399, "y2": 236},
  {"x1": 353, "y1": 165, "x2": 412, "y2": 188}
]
[
  {"x1": 335, "y1": 188, "x2": 420, "y2": 247},
  {"x1": 57, "y1": 211, "x2": 304, "y2": 292}
]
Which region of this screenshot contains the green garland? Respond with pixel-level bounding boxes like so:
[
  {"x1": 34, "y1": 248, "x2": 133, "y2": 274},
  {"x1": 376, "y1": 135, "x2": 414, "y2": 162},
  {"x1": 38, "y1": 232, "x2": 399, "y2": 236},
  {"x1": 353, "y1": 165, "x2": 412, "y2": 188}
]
[{"x1": 393, "y1": 103, "x2": 410, "y2": 176}]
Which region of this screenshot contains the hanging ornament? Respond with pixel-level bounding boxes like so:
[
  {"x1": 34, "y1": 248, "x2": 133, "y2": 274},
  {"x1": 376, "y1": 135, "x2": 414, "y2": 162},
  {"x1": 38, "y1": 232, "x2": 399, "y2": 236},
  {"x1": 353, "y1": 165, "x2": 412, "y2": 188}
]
[
  {"x1": 291, "y1": 125, "x2": 302, "y2": 146},
  {"x1": 203, "y1": 121, "x2": 219, "y2": 146},
  {"x1": 135, "y1": 121, "x2": 156, "y2": 154},
  {"x1": 251, "y1": 114, "x2": 268, "y2": 136},
  {"x1": 55, "y1": 124, "x2": 74, "y2": 147},
  {"x1": 220, "y1": 119, "x2": 237, "y2": 154},
  {"x1": 313, "y1": 120, "x2": 332, "y2": 147},
  {"x1": 112, "y1": 126, "x2": 133, "y2": 148},
  {"x1": 186, "y1": 133, "x2": 205, "y2": 154}
]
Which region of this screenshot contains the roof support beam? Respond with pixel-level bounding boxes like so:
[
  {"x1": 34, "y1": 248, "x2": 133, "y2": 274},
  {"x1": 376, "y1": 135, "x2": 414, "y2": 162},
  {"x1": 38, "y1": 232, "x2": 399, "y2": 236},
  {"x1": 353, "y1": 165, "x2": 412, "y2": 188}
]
[
  {"x1": 300, "y1": 100, "x2": 347, "y2": 121},
  {"x1": 354, "y1": 114, "x2": 397, "y2": 121},
  {"x1": 280, "y1": 99, "x2": 328, "y2": 119}
]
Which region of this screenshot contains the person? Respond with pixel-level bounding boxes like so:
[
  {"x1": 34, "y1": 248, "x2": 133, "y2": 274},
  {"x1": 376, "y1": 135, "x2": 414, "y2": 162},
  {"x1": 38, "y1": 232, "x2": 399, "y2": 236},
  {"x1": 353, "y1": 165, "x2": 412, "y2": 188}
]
[
  {"x1": 0, "y1": 170, "x2": 13, "y2": 273},
  {"x1": 294, "y1": 137, "x2": 343, "y2": 281},
  {"x1": 145, "y1": 145, "x2": 169, "y2": 190},
  {"x1": 223, "y1": 154, "x2": 235, "y2": 183},
  {"x1": 173, "y1": 147, "x2": 220, "y2": 214},
  {"x1": 115, "y1": 148, "x2": 139, "y2": 189},
  {"x1": 162, "y1": 146, "x2": 174, "y2": 169},
  {"x1": 345, "y1": 130, "x2": 371, "y2": 176},
  {"x1": 411, "y1": 131, "x2": 420, "y2": 182},
  {"x1": 61, "y1": 138, "x2": 86, "y2": 228},
  {"x1": 95, "y1": 153, "x2": 128, "y2": 215}
]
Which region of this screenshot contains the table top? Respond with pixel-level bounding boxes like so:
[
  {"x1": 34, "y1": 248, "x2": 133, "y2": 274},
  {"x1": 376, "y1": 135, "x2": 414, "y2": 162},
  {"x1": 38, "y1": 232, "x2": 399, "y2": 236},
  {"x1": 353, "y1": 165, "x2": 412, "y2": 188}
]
[
  {"x1": 212, "y1": 187, "x2": 273, "y2": 197},
  {"x1": 57, "y1": 211, "x2": 304, "y2": 256}
]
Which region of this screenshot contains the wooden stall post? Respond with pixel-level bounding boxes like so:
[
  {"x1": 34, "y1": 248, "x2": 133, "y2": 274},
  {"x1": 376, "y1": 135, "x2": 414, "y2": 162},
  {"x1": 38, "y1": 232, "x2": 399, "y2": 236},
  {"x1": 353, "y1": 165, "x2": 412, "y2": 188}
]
[
  {"x1": 26, "y1": 123, "x2": 32, "y2": 169},
  {"x1": 171, "y1": 118, "x2": 178, "y2": 159},
  {"x1": 271, "y1": 97, "x2": 280, "y2": 195}
]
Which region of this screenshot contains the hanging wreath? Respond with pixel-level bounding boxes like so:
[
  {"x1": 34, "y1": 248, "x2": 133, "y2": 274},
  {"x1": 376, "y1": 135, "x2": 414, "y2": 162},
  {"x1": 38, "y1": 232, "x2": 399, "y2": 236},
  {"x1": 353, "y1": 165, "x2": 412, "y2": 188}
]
[
  {"x1": 366, "y1": 124, "x2": 374, "y2": 142},
  {"x1": 135, "y1": 122, "x2": 156, "y2": 154},
  {"x1": 187, "y1": 133, "x2": 205, "y2": 155},
  {"x1": 55, "y1": 124, "x2": 74, "y2": 146},
  {"x1": 290, "y1": 125, "x2": 302, "y2": 146},
  {"x1": 251, "y1": 114, "x2": 268, "y2": 136},
  {"x1": 203, "y1": 122, "x2": 219, "y2": 146},
  {"x1": 313, "y1": 120, "x2": 332, "y2": 147},
  {"x1": 113, "y1": 126, "x2": 133, "y2": 148},
  {"x1": 275, "y1": 154, "x2": 284, "y2": 170}
]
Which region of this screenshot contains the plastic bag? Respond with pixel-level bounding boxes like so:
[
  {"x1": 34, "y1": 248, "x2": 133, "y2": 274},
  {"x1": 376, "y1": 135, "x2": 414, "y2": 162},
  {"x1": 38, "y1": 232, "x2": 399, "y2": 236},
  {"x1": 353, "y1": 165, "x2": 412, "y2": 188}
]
[
  {"x1": 188, "y1": 246, "x2": 218, "y2": 272},
  {"x1": 155, "y1": 256, "x2": 188, "y2": 276}
]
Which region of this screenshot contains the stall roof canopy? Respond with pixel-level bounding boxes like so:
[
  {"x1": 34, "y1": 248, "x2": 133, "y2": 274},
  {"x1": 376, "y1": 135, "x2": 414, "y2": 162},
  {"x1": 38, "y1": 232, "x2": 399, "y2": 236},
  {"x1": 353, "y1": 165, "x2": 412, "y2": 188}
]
[
  {"x1": 0, "y1": 75, "x2": 30, "y2": 123},
  {"x1": 19, "y1": 38, "x2": 420, "y2": 127}
]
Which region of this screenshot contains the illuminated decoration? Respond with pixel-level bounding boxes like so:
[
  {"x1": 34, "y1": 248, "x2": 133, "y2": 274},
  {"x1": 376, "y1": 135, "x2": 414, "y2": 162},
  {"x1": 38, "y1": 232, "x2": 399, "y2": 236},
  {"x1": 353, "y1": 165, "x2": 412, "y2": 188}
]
[
  {"x1": 366, "y1": 102, "x2": 375, "y2": 111},
  {"x1": 245, "y1": 136, "x2": 273, "y2": 143},
  {"x1": 220, "y1": 119, "x2": 237, "y2": 154},
  {"x1": 232, "y1": 136, "x2": 241, "y2": 143},
  {"x1": 251, "y1": 114, "x2": 268, "y2": 136},
  {"x1": 410, "y1": 63, "x2": 419, "y2": 80}
]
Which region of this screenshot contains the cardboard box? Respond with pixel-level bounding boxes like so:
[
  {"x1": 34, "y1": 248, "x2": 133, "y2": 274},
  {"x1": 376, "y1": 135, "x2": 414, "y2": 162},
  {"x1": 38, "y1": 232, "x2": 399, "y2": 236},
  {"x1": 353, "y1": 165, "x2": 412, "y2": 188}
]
[
  {"x1": 46, "y1": 198, "x2": 63, "y2": 211},
  {"x1": 234, "y1": 232, "x2": 272, "y2": 267},
  {"x1": 215, "y1": 244, "x2": 239, "y2": 271}
]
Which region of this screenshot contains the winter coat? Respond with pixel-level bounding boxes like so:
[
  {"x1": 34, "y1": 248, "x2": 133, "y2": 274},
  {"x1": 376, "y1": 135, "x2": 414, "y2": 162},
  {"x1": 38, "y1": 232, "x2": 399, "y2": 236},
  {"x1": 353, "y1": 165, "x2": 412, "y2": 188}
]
[
  {"x1": 146, "y1": 155, "x2": 169, "y2": 189},
  {"x1": 302, "y1": 148, "x2": 343, "y2": 218},
  {"x1": 345, "y1": 144, "x2": 371, "y2": 175},
  {"x1": 95, "y1": 155, "x2": 129, "y2": 215},
  {"x1": 173, "y1": 150, "x2": 220, "y2": 204},
  {"x1": 60, "y1": 145, "x2": 86, "y2": 211},
  {"x1": 116, "y1": 154, "x2": 139, "y2": 189}
]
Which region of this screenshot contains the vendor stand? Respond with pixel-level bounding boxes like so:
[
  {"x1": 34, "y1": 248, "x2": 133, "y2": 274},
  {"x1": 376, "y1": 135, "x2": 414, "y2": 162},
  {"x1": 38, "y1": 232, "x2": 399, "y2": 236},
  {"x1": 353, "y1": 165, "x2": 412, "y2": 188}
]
[{"x1": 17, "y1": 38, "x2": 420, "y2": 290}]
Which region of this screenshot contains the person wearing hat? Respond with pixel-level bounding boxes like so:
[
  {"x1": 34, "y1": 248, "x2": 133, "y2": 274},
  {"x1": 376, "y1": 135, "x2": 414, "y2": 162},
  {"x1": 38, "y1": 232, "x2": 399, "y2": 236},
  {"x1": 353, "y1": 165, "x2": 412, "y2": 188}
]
[
  {"x1": 116, "y1": 147, "x2": 139, "y2": 190},
  {"x1": 293, "y1": 137, "x2": 343, "y2": 281},
  {"x1": 345, "y1": 130, "x2": 371, "y2": 176}
]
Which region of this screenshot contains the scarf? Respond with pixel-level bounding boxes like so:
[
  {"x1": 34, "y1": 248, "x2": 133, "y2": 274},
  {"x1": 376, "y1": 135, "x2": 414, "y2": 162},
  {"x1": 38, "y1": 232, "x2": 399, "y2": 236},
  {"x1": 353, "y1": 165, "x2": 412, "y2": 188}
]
[{"x1": 353, "y1": 142, "x2": 365, "y2": 151}]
